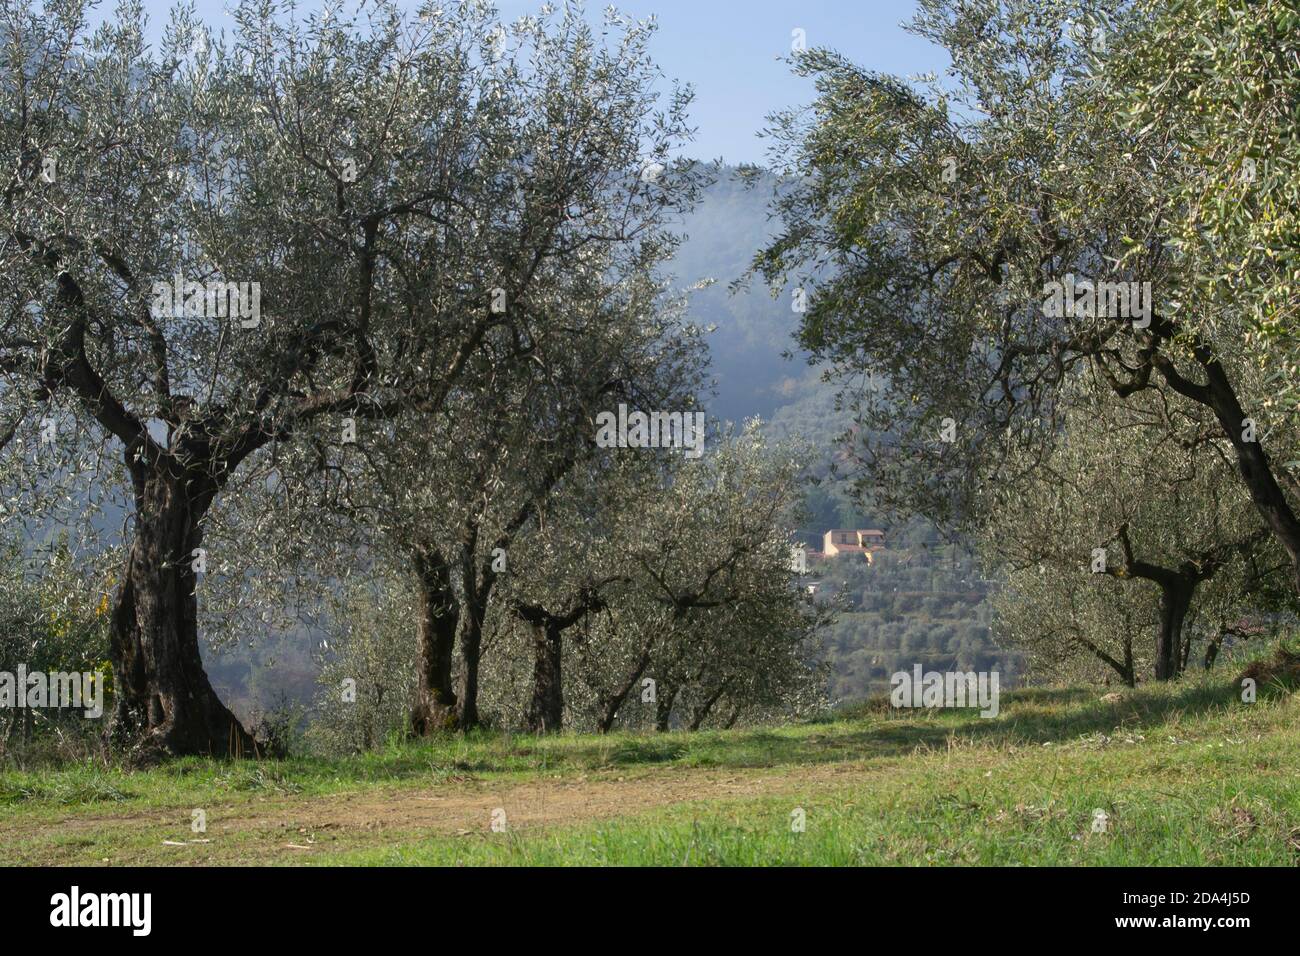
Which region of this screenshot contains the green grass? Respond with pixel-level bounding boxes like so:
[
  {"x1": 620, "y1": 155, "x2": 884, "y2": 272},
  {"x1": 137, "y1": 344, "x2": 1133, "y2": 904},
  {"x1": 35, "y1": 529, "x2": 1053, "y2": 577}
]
[{"x1": 2, "y1": 672, "x2": 1298, "y2": 865}]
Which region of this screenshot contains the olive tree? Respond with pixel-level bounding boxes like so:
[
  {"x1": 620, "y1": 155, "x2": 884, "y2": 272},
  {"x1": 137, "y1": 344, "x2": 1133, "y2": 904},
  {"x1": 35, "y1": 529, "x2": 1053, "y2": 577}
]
[
  {"x1": 980, "y1": 372, "x2": 1286, "y2": 683},
  {"x1": 377, "y1": 274, "x2": 703, "y2": 733},
  {"x1": 751, "y1": 0, "x2": 1300, "y2": 599},
  {"x1": 0, "y1": 0, "x2": 697, "y2": 755}
]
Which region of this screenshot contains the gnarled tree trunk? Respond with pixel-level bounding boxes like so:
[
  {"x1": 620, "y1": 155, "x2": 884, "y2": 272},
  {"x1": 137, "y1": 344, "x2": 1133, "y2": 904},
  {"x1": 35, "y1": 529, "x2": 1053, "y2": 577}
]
[
  {"x1": 455, "y1": 604, "x2": 486, "y2": 729},
  {"x1": 1108, "y1": 523, "x2": 1249, "y2": 683},
  {"x1": 524, "y1": 620, "x2": 563, "y2": 733},
  {"x1": 518, "y1": 590, "x2": 608, "y2": 734},
  {"x1": 108, "y1": 468, "x2": 254, "y2": 758},
  {"x1": 1154, "y1": 580, "x2": 1193, "y2": 681},
  {"x1": 688, "y1": 680, "x2": 730, "y2": 731},
  {"x1": 409, "y1": 549, "x2": 459, "y2": 735}
]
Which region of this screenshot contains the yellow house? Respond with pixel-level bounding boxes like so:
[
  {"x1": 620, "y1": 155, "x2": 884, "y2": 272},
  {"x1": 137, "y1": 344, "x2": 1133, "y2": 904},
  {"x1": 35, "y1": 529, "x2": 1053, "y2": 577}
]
[{"x1": 822, "y1": 529, "x2": 886, "y2": 562}]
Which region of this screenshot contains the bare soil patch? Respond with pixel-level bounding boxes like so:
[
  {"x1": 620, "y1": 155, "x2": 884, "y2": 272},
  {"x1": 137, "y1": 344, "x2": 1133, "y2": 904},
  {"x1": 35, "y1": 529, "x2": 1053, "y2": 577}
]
[{"x1": 0, "y1": 760, "x2": 874, "y2": 864}]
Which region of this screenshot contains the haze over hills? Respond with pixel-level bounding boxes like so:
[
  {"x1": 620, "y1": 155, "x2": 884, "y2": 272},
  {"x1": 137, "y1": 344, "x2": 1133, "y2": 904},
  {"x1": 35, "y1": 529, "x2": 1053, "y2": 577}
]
[{"x1": 669, "y1": 169, "x2": 818, "y2": 426}]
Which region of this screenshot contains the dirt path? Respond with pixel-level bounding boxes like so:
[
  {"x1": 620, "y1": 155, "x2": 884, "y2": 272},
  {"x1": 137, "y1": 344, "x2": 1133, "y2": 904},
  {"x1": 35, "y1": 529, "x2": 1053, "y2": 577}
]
[
  {"x1": 273, "y1": 761, "x2": 869, "y2": 832},
  {"x1": 0, "y1": 760, "x2": 875, "y2": 864}
]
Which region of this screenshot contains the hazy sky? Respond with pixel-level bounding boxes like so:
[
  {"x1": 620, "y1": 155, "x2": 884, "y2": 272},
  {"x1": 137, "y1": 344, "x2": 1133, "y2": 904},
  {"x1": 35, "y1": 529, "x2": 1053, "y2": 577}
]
[{"x1": 126, "y1": 0, "x2": 947, "y2": 166}]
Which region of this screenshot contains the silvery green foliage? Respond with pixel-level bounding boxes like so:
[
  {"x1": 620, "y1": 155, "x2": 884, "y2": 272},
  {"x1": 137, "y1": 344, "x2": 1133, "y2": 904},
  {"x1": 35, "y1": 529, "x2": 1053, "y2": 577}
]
[
  {"x1": 749, "y1": 0, "x2": 1300, "y2": 603},
  {"x1": 1112, "y1": 0, "x2": 1300, "y2": 405},
  {"x1": 980, "y1": 370, "x2": 1291, "y2": 684},
  {"x1": 0, "y1": 395, "x2": 124, "y2": 573},
  {"x1": 988, "y1": 563, "x2": 1153, "y2": 687},
  {"x1": 752, "y1": 0, "x2": 1140, "y2": 528},
  {"x1": 0, "y1": 0, "x2": 699, "y2": 719},
  {"x1": 186, "y1": 0, "x2": 703, "y2": 643},
  {"x1": 0, "y1": 402, "x2": 123, "y2": 737},
  {"x1": 0, "y1": 532, "x2": 110, "y2": 762},
  {"x1": 122, "y1": 1, "x2": 718, "y2": 739},
  {"x1": 204, "y1": 258, "x2": 708, "y2": 732}
]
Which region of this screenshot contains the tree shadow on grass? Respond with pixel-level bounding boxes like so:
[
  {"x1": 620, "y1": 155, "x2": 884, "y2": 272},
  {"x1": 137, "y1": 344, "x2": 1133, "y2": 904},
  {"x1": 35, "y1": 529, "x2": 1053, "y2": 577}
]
[
  {"x1": 342, "y1": 680, "x2": 1250, "y2": 778},
  {"x1": 638, "y1": 680, "x2": 1248, "y2": 771}
]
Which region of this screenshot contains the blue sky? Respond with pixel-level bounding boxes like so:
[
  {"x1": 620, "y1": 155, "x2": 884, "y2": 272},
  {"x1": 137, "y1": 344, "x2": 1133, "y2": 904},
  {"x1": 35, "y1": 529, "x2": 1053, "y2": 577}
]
[{"x1": 127, "y1": 0, "x2": 946, "y2": 166}]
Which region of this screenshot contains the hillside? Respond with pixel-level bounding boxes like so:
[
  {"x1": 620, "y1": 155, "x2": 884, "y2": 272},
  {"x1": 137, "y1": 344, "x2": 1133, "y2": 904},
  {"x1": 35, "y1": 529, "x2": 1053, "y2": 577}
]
[
  {"x1": 673, "y1": 170, "x2": 1010, "y2": 704},
  {"x1": 3, "y1": 672, "x2": 1295, "y2": 865}
]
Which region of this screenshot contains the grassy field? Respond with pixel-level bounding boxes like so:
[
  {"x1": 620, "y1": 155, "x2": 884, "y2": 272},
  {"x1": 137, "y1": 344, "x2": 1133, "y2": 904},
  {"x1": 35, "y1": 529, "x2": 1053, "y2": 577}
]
[{"x1": 2, "y1": 672, "x2": 1298, "y2": 865}]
